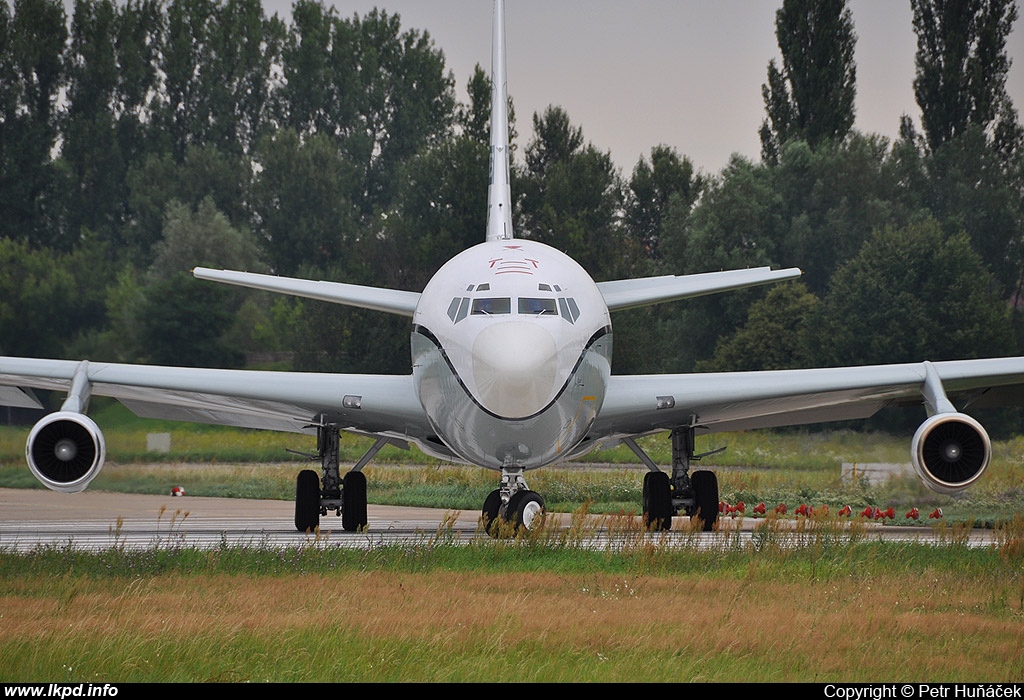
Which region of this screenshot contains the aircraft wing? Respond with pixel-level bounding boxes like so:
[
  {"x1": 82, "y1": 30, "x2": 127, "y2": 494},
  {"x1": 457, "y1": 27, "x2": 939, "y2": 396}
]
[
  {"x1": 597, "y1": 266, "x2": 802, "y2": 311},
  {"x1": 592, "y1": 358, "x2": 1024, "y2": 440},
  {"x1": 193, "y1": 268, "x2": 421, "y2": 317},
  {"x1": 0, "y1": 356, "x2": 436, "y2": 448}
]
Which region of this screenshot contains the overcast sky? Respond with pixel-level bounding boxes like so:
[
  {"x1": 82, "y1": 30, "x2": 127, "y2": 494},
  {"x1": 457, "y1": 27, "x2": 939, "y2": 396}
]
[{"x1": 260, "y1": 0, "x2": 1022, "y2": 176}]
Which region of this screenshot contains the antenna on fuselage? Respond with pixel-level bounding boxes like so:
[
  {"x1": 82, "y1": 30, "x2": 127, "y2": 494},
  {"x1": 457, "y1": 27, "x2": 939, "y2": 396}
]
[{"x1": 486, "y1": 0, "x2": 514, "y2": 242}]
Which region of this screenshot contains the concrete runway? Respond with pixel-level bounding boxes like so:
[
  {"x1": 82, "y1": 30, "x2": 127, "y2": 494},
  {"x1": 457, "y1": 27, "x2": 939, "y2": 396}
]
[
  {"x1": 0, "y1": 488, "x2": 490, "y2": 551},
  {"x1": 0, "y1": 487, "x2": 1000, "y2": 551}
]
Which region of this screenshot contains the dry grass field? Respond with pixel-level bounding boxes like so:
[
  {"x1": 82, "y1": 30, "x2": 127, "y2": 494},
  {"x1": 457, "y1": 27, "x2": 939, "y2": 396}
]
[{"x1": 2, "y1": 517, "x2": 1023, "y2": 682}]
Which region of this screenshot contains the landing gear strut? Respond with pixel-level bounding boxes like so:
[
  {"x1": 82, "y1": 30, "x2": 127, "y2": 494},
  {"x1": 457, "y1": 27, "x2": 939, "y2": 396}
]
[
  {"x1": 481, "y1": 465, "x2": 545, "y2": 536},
  {"x1": 628, "y1": 427, "x2": 719, "y2": 532},
  {"x1": 293, "y1": 424, "x2": 370, "y2": 533}
]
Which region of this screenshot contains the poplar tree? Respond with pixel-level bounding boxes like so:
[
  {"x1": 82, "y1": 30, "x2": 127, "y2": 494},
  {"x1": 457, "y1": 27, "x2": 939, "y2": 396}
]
[
  {"x1": 759, "y1": 0, "x2": 857, "y2": 164},
  {"x1": 910, "y1": 0, "x2": 1019, "y2": 152}
]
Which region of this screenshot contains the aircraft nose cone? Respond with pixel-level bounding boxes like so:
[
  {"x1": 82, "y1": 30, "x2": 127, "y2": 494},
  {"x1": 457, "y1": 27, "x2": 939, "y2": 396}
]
[{"x1": 472, "y1": 321, "x2": 558, "y2": 418}]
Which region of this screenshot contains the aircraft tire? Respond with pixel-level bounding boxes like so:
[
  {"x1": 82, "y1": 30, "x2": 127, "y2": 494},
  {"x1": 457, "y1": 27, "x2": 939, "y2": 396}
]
[
  {"x1": 481, "y1": 488, "x2": 502, "y2": 534},
  {"x1": 342, "y1": 470, "x2": 368, "y2": 531},
  {"x1": 505, "y1": 490, "x2": 545, "y2": 533},
  {"x1": 295, "y1": 469, "x2": 321, "y2": 533},
  {"x1": 642, "y1": 471, "x2": 672, "y2": 531},
  {"x1": 691, "y1": 470, "x2": 718, "y2": 532}
]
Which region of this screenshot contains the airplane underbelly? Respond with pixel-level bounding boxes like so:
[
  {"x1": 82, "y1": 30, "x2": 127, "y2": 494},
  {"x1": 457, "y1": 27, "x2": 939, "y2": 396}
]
[{"x1": 411, "y1": 328, "x2": 612, "y2": 470}]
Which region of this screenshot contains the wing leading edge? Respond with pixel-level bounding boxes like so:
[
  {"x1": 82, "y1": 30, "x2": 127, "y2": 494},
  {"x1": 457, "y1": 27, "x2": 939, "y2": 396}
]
[
  {"x1": 593, "y1": 358, "x2": 1024, "y2": 441},
  {"x1": 598, "y1": 266, "x2": 803, "y2": 311},
  {"x1": 193, "y1": 267, "x2": 421, "y2": 317},
  {"x1": 0, "y1": 356, "x2": 439, "y2": 451}
]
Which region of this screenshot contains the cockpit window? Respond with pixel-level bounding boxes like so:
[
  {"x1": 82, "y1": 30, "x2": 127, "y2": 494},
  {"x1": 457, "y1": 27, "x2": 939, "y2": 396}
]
[
  {"x1": 558, "y1": 297, "x2": 581, "y2": 323},
  {"x1": 447, "y1": 297, "x2": 461, "y2": 320},
  {"x1": 518, "y1": 298, "x2": 557, "y2": 316},
  {"x1": 447, "y1": 297, "x2": 471, "y2": 322},
  {"x1": 471, "y1": 297, "x2": 511, "y2": 315},
  {"x1": 448, "y1": 293, "x2": 578, "y2": 324},
  {"x1": 566, "y1": 297, "x2": 580, "y2": 321}
]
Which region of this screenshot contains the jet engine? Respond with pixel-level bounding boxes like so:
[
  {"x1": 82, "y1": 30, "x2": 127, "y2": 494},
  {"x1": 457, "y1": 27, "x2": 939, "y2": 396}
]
[
  {"x1": 26, "y1": 412, "x2": 106, "y2": 493},
  {"x1": 910, "y1": 413, "x2": 990, "y2": 495}
]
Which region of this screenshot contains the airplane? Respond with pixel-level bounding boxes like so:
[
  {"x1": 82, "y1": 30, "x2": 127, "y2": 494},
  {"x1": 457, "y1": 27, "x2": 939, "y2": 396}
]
[{"x1": 2, "y1": 0, "x2": 1023, "y2": 535}]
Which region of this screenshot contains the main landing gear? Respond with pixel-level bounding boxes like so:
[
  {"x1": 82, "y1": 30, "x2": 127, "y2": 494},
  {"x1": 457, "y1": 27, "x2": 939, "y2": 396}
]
[
  {"x1": 627, "y1": 427, "x2": 720, "y2": 532},
  {"x1": 480, "y1": 465, "x2": 546, "y2": 536},
  {"x1": 294, "y1": 424, "x2": 370, "y2": 533}
]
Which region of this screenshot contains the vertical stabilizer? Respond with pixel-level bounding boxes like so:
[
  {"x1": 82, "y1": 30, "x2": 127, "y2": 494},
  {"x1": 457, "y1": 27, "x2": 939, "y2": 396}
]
[{"x1": 486, "y1": 0, "x2": 514, "y2": 241}]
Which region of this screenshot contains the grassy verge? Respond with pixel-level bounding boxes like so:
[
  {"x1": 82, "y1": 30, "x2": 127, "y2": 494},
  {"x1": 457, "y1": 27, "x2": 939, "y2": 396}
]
[{"x1": 2, "y1": 516, "x2": 1024, "y2": 682}]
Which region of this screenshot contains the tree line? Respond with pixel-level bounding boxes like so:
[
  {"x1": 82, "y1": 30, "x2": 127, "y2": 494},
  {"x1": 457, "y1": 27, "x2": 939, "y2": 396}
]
[{"x1": 1, "y1": 0, "x2": 1022, "y2": 426}]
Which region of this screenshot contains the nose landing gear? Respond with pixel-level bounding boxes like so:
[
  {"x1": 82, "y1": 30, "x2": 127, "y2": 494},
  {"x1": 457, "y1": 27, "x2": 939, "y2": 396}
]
[{"x1": 481, "y1": 466, "x2": 546, "y2": 536}]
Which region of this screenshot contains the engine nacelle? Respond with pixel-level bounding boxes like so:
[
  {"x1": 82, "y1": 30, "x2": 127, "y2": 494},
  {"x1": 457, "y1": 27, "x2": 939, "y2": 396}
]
[
  {"x1": 26, "y1": 412, "x2": 106, "y2": 493},
  {"x1": 910, "y1": 413, "x2": 990, "y2": 495}
]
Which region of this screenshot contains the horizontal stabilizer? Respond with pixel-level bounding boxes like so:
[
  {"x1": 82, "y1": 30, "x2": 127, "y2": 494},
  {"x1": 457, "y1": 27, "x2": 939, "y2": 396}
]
[
  {"x1": 597, "y1": 266, "x2": 802, "y2": 311},
  {"x1": 193, "y1": 268, "x2": 420, "y2": 317}
]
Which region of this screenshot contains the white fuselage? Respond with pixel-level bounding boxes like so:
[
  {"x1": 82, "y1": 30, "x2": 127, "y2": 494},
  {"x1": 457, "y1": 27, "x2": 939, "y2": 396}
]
[{"x1": 411, "y1": 239, "x2": 612, "y2": 470}]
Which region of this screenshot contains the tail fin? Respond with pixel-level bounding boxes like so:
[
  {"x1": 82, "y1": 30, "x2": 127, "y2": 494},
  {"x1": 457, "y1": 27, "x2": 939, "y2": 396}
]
[{"x1": 486, "y1": 0, "x2": 514, "y2": 242}]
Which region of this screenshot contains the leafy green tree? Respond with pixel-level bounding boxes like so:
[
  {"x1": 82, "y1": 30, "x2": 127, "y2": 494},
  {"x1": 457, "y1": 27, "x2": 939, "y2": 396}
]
[
  {"x1": 59, "y1": 0, "x2": 166, "y2": 258},
  {"x1": 455, "y1": 63, "x2": 516, "y2": 150},
  {"x1": 759, "y1": 0, "x2": 857, "y2": 163},
  {"x1": 276, "y1": 4, "x2": 455, "y2": 214},
  {"x1": 458, "y1": 64, "x2": 491, "y2": 145},
  {"x1": 771, "y1": 134, "x2": 917, "y2": 294},
  {"x1": 62, "y1": 0, "x2": 125, "y2": 244},
  {"x1": 625, "y1": 145, "x2": 703, "y2": 261},
  {"x1": 125, "y1": 143, "x2": 251, "y2": 266},
  {"x1": 383, "y1": 135, "x2": 489, "y2": 290},
  {"x1": 148, "y1": 198, "x2": 262, "y2": 281},
  {"x1": 137, "y1": 272, "x2": 245, "y2": 368},
  {"x1": 696, "y1": 282, "x2": 819, "y2": 372},
  {"x1": 677, "y1": 156, "x2": 784, "y2": 275},
  {"x1": 0, "y1": 3, "x2": 19, "y2": 236},
  {"x1": 133, "y1": 198, "x2": 263, "y2": 367},
  {"x1": 904, "y1": 0, "x2": 1023, "y2": 298},
  {"x1": 205, "y1": 0, "x2": 283, "y2": 155},
  {"x1": 523, "y1": 106, "x2": 583, "y2": 178},
  {"x1": 156, "y1": 0, "x2": 282, "y2": 160},
  {"x1": 351, "y1": 10, "x2": 456, "y2": 212},
  {"x1": 0, "y1": 237, "x2": 107, "y2": 358},
  {"x1": 910, "y1": 0, "x2": 1019, "y2": 152},
  {"x1": 0, "y1": 0, "x2": 67, "y2": 247},
  {"x1": 250, "y1": 130, "x2": 360, "y2": 277},
  {"x1": 652, "y1": 156, "x2": 786, "y2": 371},
  {"x1": 274, "y1": 0, "x2": 356, "y2": 138},
  {"x1": 809, "y1": 218, "x2": 1014, "y2": 367},
  {"x1": 923, "y1": 124, "x2": 1023, "y2": 296},
  {"x1": 157, "y1": 0, "x2": 215, "y2": 160},
  {"x1": 517, "y1": 106, "x2": 625, "y2": 280}
]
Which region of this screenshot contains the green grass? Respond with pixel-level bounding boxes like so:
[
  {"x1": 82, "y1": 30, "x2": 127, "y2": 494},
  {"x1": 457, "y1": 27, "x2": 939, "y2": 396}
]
[
  {"x1": 3, "y1": 400, "x2": 1024, "y2": 527},
  {"x1": 2, "y1": 517, "x2": 1024, "y2": 681}
]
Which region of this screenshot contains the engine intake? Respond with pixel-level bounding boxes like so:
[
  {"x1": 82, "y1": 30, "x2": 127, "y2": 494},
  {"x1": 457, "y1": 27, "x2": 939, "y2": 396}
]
[
  {"x1": 26, "y1": 412, "x2": 106, "y2": 493},
  {"x1": 911, "y1": 413, "x2": 990, "y2": 495}
]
